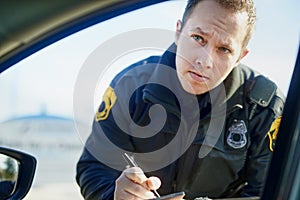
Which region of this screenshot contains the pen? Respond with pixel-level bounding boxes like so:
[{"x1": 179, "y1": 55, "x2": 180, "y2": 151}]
[{"x1": 123, "y1": 153, "x2": 160, "y2": 197}]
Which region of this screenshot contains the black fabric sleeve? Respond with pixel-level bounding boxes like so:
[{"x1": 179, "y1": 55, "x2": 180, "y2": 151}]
[
  {"x1": 240, "y1": 108, "x2": 281, "y2": 196},
  {"x1": 76, "y1": 147, "x2": 120, "y2": 200},
  {"x1": 76, "y1": 83, "x2": 147, "y2": 199}
]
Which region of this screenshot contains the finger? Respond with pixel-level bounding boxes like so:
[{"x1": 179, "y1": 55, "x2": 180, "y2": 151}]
[
  {"x1": 125, "y1": 183, "x2": 156, "y2": 199},
  {"x1": 114, "y1": 187, "x2": 143, "y2": 200},
  {"x1": 146, "y1": 176, "x2": 161, "y2": 190},
  {"x1": 115, "y1": 172, "x2": 141, "y2": 200},
  {"x1": 125, "y1": 168, "x2": 157, "y2": 191},
  {"x1": 125, "y1": 167, "x2": 148, "y2": 184},
  {"x1": 116, "y1": 170, "x2": 155, "y2": 199}
]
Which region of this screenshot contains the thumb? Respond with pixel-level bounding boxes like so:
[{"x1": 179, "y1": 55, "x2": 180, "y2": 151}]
[{"x1": 146, "y1": 176, "x2": 161, "y2": 190}]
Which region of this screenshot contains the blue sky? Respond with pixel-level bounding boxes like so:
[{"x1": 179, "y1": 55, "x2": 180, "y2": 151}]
[{"x1": 0, "y1": 0, "x2": 299, "y2": 122}]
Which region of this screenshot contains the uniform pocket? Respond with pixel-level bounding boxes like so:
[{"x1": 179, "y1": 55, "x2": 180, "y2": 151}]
[{"x1": 182, "y1": 138, "x2": 248, "y2": 199}]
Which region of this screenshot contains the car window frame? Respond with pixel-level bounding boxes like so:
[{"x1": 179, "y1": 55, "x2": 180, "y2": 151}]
[
  {"x1": 261, "y1": 44, "x2": 300, "y2": 200},
  {"x1": 0, "y1": 0, "x2": 169, "y2": 73}
]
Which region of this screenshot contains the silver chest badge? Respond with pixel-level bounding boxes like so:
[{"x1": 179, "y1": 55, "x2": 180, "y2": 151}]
[{"x1": 227, "y1": 120, "x2": 247, "y2": 149}]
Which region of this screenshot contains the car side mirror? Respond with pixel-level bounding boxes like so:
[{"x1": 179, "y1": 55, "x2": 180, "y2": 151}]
[{"x1": 0, "y1": 147, "x2": 36, "y2": 200}]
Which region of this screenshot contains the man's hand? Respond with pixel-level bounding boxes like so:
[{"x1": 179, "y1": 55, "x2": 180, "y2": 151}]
[{"x1": 114, "y1": 167, "x2": 161, "y2": 200}]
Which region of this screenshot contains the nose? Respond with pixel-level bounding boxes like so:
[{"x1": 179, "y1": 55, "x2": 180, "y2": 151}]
[{"x1": 195, "y1": 47, "x2": 213, "y2": 69}]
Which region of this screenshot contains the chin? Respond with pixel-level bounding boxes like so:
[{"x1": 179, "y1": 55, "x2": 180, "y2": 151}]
[
  {"x1": 182, "y1": 85, "x2": 209, "y2": 95},
  {"x1": 178, "y1": 75, "x2": 209, "y2": 95}
]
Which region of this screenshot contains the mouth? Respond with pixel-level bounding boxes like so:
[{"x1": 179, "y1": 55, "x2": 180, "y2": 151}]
[{"x1": 188, "y1": 71, "x2": 209, "y2": 82}]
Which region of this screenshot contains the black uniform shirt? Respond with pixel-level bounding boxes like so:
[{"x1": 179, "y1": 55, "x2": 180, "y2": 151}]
[{"x1": 76, "y1": 43, "x2": 285, "y2": 200}]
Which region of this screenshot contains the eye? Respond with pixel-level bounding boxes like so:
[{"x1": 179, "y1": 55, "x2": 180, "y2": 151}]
[
  {"x1": 218, "y1": 47, "x2": 231, "y2": 54},
  {"x1": 192, "y1": 34, "x2": 205, "y2": 45}
]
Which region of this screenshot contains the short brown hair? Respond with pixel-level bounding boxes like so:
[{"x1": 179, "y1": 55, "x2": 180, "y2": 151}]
[{"x1": 181, "y1": 0, "x2": 256, "y2": 48}]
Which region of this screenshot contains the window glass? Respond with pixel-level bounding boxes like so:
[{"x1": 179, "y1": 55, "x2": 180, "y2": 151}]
[
  {"x1": 0, "y1": 1, "x2": 186, "y2": 199},
  {"x1": 0, "y1": 0, "x2": 298, "y2": 199}
]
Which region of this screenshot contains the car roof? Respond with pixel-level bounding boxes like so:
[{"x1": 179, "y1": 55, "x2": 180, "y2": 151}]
[{"x1": 0, "y1": 0, "x2": 167, "y2": 72}]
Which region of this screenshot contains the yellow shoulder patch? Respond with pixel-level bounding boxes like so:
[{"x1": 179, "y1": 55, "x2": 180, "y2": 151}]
[
  {"x1": 95, "y1": 86, "x2": 117, "y2": 121},
  {"x1": 267, "y1": 116, "x2": 282, "y2": 151}
]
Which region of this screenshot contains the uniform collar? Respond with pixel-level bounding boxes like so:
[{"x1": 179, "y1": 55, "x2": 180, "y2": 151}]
[
  {"x1": 142, "y1": 43, "x2": 186, "y2": 117},
  {"x1": 222, "y1": 65, "x2": 245, "y2": 109}
]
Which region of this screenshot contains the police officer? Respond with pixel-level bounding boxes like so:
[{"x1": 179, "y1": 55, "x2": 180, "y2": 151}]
[{"x1": 76, "y1": 0, "x2": 285, "y2": 199}]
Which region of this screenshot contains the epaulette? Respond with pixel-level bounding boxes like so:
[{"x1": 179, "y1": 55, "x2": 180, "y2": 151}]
[{"x1": 247, "y1": 75, "x2": 277, "y2": 120}]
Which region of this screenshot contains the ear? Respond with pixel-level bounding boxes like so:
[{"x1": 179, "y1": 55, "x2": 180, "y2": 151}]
[
  {"x1": 236, "y1": 48, "x2": 249, "y2": 64},
  {"x1": 175, "y1": 20, "x2": 182, "y2": 45}
]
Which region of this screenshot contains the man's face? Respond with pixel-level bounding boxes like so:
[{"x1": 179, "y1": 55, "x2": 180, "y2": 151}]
[{"x1": 175, "y1": 0, "x2": 249, "y2": 95}]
